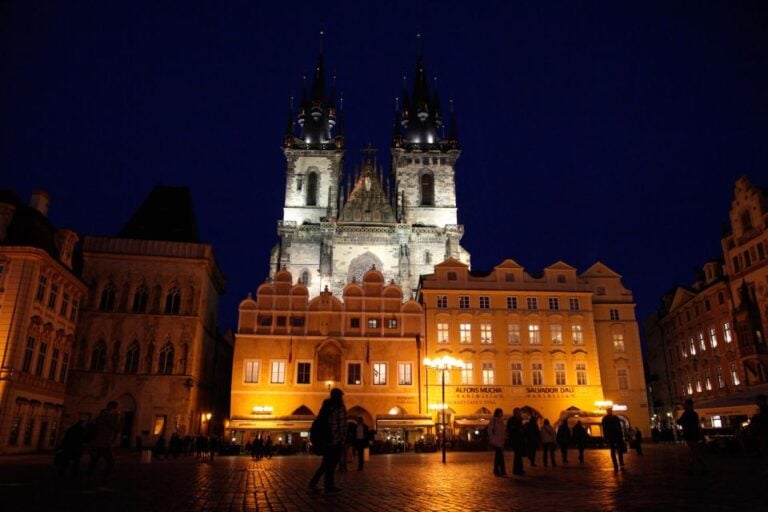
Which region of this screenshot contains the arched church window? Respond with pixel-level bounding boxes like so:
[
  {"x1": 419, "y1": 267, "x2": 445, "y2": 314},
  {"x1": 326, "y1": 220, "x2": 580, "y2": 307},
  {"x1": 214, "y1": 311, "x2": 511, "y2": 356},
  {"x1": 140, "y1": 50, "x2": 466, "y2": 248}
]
[
  {"x1": 420, "y1": 173, "x2": 434, "y2": 206},
  {"x1": 124, "y1": 342, "x2": 140, "y2": 373},
  {"x1": 307, "y1": 172, "x2": 318, "y2": 206},
  {"x1": 158, "y1": 342, "x2": 175, "y2": 375},
  {"x1": 91, "y1": 340, "x2": 107, "y2": 371},
  {"x1": 165, "y1": 287, "x2": 181, "y2": 314},
  {"x1": 132, "y1": 285, "x2": 148, "y2": 313},
  {"x1": 300, "y1": 271, "x2": 310, "y2": 285},
  {"x1": 99, "y1": 283, "x2": 116, "y2": 311}
]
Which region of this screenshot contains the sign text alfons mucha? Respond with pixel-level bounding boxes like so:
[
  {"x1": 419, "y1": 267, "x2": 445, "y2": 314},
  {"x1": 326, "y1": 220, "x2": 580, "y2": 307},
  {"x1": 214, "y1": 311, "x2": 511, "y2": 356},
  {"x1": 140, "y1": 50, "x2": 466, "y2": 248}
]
[{"x1": 454, "y1": 387, "x2": 504, "y2": 405}]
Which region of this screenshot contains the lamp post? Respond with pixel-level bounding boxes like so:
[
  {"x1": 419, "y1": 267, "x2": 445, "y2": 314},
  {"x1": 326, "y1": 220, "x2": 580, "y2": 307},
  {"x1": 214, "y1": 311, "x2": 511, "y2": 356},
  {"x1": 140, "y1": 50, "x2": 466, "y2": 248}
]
[{"x1": 424, "y1": 355, "x2": 465, "y2": 464}]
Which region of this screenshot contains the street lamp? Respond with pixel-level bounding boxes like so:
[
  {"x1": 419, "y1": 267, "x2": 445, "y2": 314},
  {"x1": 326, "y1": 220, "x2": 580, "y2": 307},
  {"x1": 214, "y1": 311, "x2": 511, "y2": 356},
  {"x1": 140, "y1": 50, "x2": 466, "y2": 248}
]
[
  {"x1": 205, "y1": 412, "x2": 212, "y2": 435},
  {"x1": 423, "y1": 355, "x2": 466, "y2": 464}
]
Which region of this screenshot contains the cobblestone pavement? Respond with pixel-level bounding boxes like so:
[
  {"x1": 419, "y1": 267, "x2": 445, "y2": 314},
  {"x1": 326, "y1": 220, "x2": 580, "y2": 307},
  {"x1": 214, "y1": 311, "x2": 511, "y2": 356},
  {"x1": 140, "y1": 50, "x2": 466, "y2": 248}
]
[{"x1": 1, "y1": 444, "x2": 766, "y2": 511}]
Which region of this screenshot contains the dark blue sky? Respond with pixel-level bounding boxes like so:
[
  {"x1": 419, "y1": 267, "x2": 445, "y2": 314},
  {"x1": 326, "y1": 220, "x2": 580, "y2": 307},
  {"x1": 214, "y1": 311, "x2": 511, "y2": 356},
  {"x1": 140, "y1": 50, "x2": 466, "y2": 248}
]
[{"x1": 2, "y1": 1, "x2": 767, "y2": 332}]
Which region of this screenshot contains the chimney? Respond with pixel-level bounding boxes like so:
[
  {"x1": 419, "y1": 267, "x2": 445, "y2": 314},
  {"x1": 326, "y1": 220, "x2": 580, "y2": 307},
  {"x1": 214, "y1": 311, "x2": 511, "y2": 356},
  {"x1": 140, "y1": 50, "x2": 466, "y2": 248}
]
[
  {"x1": 0, "y1": 202, "x2": 16, "y2": 242},
  {"x1": 30, "y1": 189, "x2": 50, "y2": 216}
]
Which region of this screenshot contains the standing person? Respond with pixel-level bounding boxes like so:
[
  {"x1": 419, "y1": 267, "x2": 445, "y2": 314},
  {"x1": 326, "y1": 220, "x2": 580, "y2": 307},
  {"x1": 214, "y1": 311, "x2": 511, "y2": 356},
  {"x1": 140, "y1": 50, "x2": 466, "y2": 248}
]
[
  {"x1": 601, "y1": 407, "x2": 625, "y2": 472},
  {"x1": 556, "y1": 420, "x2": 571, "y2": 464},
  {"x1": 87, "y1": 401, "x2": 120, "y2": 479},
  {"x1": 488, "y1": 408, "x2": 507, "y2": 476},
  {"x1": 633, "y1": 428, "x2": 643, "y2": 455},
  {"x1": 540, "y1": 419, "x2": 557, "y2": 467},
  {"x1": 58, "y1": 419, "x2": 86, "y2": 476},
  {"x1": 506, "y1": 408, "x2": 525, "y2": 476},
  {"x1": 355, "y1": 417, "x2": 369, "y2": 471},
  {"x1": 677, "y1": 398, "x2": 708, "y2": 475},
  {"x1": 525, "y1": 414, "x2": 540, "y2": 467},
  {"x1": 308, "y1": 388, "x2": 347, "y2": 495},
  {"x1": 572, "y1": 420, "x2": 587, "y2": 463}
]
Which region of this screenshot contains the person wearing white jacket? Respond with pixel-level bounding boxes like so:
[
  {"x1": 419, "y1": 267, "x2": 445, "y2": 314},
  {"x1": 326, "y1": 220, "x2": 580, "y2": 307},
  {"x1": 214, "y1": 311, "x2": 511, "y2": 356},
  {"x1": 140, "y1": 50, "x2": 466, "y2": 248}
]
[
  {"x1": 540, "y1": 418, "x2": 557, "y2": 467},
  {"x1": 488, "y1": 408, "x2": 507, "y2": 476}
]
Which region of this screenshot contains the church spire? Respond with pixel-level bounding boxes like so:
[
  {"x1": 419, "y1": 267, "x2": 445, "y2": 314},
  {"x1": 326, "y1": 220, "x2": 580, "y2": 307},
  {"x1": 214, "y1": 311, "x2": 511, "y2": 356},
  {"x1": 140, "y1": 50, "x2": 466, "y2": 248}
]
[{"x1": 294, "y1": 31, "x2": 339, "y2": 148}]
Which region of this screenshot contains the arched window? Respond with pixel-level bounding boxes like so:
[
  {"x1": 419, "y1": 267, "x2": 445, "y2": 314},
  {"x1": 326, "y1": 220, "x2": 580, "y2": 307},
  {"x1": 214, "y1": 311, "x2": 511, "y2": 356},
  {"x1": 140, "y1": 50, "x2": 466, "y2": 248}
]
[
  {"x1": 300, "y1": 271, "x2": 310, "y2": 285},
  {"x1": 124, "y1": 342, "x2": 140, "y2": 373},
  {"x1": 90, "y1": 340, "x2": 107, "y2": 371},
  {"x1": 99, "y1": 283, "x2": 116, "y2": 311},
  {"x1": 420, "y1": 173, "x2": 434, "y2": 206},
  {"x1": 158, "y1": 342, "x2": 174, "y2": 375},
  {"x1": 165, "y1": 287, "x2": 181, "y2": 314},
  {"x1": 306, "y1": 172, "x2": 318, "y2": 206},
  {"x1": 132, "y1": 285, "x2": 148, "y2": 313}
]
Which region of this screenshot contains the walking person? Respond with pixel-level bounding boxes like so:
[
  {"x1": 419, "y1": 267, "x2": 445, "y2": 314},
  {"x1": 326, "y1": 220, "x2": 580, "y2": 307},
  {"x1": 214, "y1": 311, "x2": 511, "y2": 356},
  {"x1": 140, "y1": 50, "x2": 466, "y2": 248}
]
[
  {"x1": 355, "y1": 417, "x2": 369, "y2": 471},
  {"x1": 602, "y1": 407, "x2": 625, "y2": 472},
  {"x1": 506, "y1": 408, "x2": 525, "y2": 476},
  {"x1": 57, "y1": 419, "x2": 86, "y2": 476},
  {"x1": 308, "y1": 388, "x2": 347, "y2": 495},
  {"x1": 540, "y1": 419, "x2": 557, "y2": 467},
  {"x1": 87, "y1": 400, "x2": 120, "y2": 480},
  {"x1": 572, "y1": 420, "x2": 587, "y2": 463},
  {"x1": 677, "y1": 398, "x2": 708, "y2": 475},
  {"x1": 633, "y1": 427, "x2": 643, "y2": 455},
  {"x1": 525, "y1": 414, "x2": 540, "y2": 467},
  {"x1": 556, "y1": 420, "x2": 571, "y2": 464},
  {"x1": 488, "y1": 408, "x2": 507, "y2": 476}
]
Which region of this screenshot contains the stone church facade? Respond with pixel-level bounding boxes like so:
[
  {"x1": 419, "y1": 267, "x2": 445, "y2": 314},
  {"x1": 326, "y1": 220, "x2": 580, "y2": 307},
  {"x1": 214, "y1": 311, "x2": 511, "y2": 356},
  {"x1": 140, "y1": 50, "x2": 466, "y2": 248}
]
[{"x1": 269, "y1": 51, "x2": 470, "y2": 299}]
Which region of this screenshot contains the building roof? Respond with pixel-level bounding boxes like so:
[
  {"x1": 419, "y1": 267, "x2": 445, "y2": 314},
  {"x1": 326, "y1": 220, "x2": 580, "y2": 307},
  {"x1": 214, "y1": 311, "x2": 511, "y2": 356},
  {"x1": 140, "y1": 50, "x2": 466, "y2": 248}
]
[
  {"x1": 0, "y1": 189, "x2": 59, "y2": 258},
  {"x1": 118, "y1": 186, "x2": 200, "y2": 243}
]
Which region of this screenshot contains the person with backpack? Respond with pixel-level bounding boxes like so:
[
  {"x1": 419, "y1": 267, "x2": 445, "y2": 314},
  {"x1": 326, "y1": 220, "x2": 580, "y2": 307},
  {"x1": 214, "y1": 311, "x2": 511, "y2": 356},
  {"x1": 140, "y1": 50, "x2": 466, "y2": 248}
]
[
  {"x1": 87, "y1": 400, "x2": 120, "y2": 479},
  {"x1": 308, "y1": 388, "x2": 347, "y2": 495}
]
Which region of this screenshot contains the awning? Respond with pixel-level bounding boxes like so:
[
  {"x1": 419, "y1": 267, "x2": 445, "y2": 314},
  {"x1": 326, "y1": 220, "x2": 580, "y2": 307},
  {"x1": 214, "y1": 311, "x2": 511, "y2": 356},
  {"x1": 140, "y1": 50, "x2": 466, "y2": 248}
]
[
  {"x1": 695, "y1": 404, "x2": 758, "y2": 417},
  {"x1": 455, "y1": 418, "x2": 490, "y2": 427},
  {"x1": 229, "y1": 419, "x2": 314, "y2": 430},
  {"x1": 693, "y1": 384, "x2": 767, "y2": 418},
  {"x1": 376, "y1": 416, "x2": 434, "y2": 428}
]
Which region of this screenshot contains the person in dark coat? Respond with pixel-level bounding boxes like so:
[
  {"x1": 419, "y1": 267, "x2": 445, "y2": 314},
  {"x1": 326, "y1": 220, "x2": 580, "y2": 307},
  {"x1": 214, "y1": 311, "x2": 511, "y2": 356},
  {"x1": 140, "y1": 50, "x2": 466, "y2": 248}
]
[
  {"x1": 556, "y1": 420, "x2": 571, "y2": 463},
  {"x1": 601, "y1": 407, "x2": 625, "y2": 472},
  {"x1": 571, "y1": 420, "x2": 588, "y2": 463},
  {"x1": 677, "y1": 398, "x2": 708, "y2": 474},
  {"x1": 506, "y1": 408, "x2": 525, "y2": 476},
  {"x1": 633, "y1": 428, "x2": 643, "y2": 455},
  {"x1": 87, "y1": 401, "x2": 120, "y2": 479},
  {"x1": 525, "y1": 415, "x2": 541, "y2": 467},
  {"x1": 308, "y1": 388, "x2": 347, "y2": 495},
  {"x1": 58, "y1": 420, "x2": 86, "y2": 476}
]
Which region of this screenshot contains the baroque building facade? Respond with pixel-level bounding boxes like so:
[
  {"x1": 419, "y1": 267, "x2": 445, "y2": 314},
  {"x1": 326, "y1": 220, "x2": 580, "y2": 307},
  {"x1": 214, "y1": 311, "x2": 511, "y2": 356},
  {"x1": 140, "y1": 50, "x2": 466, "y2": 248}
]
[
  {"x1": 0, "y1": 190, "x2": 87, "y2": 454},
  {"x1": 645, "y1": 176, "x2": 768, "y2": 429},
  {"x1": 63, "y1": 187, "x2": 232, "y2": 447},
  {"x1": 270, "y1": 51, "x2": 469, "y2": 299}
]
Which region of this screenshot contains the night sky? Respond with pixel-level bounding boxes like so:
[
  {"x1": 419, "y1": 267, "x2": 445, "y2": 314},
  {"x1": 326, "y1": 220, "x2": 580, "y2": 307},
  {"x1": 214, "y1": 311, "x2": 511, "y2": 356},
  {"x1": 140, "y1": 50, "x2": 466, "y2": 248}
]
[{"x1": 2, "y1": 1, "x2": 767, "y2": 333}]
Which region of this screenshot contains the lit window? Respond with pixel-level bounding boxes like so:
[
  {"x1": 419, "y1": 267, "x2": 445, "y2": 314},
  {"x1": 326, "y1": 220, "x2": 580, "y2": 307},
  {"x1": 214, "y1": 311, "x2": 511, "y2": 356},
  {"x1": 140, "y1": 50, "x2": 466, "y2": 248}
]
[
  {"x1": 526, "y1": 297, "x2": 538, "y2": 310},
  {"x1": 387, "y1": 319, "x2": 398, "y2": 329},
  {"x1": 572, "y1": 325, "x2": 584, "y2": 345},
  {"x1": 459, "y1": 296, "x2": 470, "y2": 309},
  {"x1": 506, "y1": 297, "x2": 518, "y2": 310},
  {"x1": 548, "y1": 297, "x2": 560, "y2": 310},
  {"x1": 705, "y1": 374, "x2": 712, "y2": 391},
  {"x1": 480, "y1": 323, "x2": 492, "y2": 344},
  {"x1": 686, "y1": 377, "x2": 693, "y2": 395},
  {"x1": 554, "y1": 362, "x2": 566, "y2": 385},
  {"x1": 689, "y1": 337, "x2": 696, "y2": 356},
  {"x1": 270, "y1": 361, "x2": 286, "y2": 384},
  {"x1": 507, "y1": 324, "x2": 521, "y2": 344},
  {"x1": 531, "y1": 363, "x2": 543, "y2": 385},
  {"x1": 461, "y1": 363, "x2": 473, "y2": 384},
  {"x1": 297, "y1": 362, "x2": 311, "y2": 384},
  {"x1": 723, "y1": 323, "x2": 733, "y2": 343},
  {"x1": 550, "y1": 324, "x2": 563, "y2": 345},
  {"x1": 437, "y1": 295, "x2": 448, "y2": 308},
  {"x1": 569, "y1": 298, "x2": 580, "y2": 311},
  {"x1": 699, "y1": 332, "x2": 706, "y2": 352},
  {"x1": 244, "y1": 360, "x2": 260, "y2": 383},
  {"x1": 373, "y1": 362, "x2": 387, "y2": 385},
  {"x1": 528, "y1": 324, "x2": 541, "y2": 344},
  {"x1": 617, "y1": 368, "x2": 629, "y2": 390},
  {"x1": 511, "y1": 363, "x2": 523, "y2": 385},
  {"x1": 460, "y1": 323, "x2": 472, "y2": 343},
  {"x1": 695, "y1": 376, "x2": 702, "y2": 393},
  {"x1": 348, "y1": 363, "x2": 362, "y2": 385},
  {"x1": 716, "y1": 367, "x2": 725, "y2": 388},
  {"x1": 368, "y1": 318, "x2": 379, "y2": 329},
  {"x1": 479, "y1": 296, "x2": 490, "y2": 309},
  {"x1": 437, "y1": 323, "x2": 450, "y2": 344},
  {"x1": 398, "y1": 363, "x2": 413, "y2": 385},
  {"x1": 610, "y1": 309, "x2": 620, "y2": 321},
  {"x1": 612, "y1": 334, "x2": 625, "y2": 352},
  {"x1": 708, "y1": 327, "x2": 718, "y2": 348},
  {"x1": 576, "y1": 363, "x2": 587, "y2": 385},
  {"x1": 730, "y1": 362, "x2": 740, "y2": 386},
  {"x1": 482, "y1": 362, "x2": 495, "y2": 385}
]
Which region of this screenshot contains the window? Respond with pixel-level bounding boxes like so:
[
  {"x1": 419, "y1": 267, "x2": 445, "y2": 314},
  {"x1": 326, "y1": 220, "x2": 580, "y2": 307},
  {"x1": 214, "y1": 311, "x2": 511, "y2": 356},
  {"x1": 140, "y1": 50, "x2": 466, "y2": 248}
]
[
  {"x1": 576, "y1": 363, "x2": 587, "y2": 385},
  {"x1": 69, "y1": 299, "x2": 79, "y2": 322},
  {"x1": 387, "y1": 318, "x2": 398, "y2": 329},
  {"x1": 459, "y1": 323, "x2": 472, "y2": 343},
  {"x1": 482, "y1": 362, "x2": 495, "y2": 385},
  {"x1": 526, "y1": 297, "x2": 538, "y2": 310},
  {"x1": 723, "y1": 322, "x2": 733, "y2": 343},
  {"x1": 165, "y1": 287, "x2": 181, "y2": 314},
  {"x1": 437, "y1": 295, "x2": 448, "y2": 308},
  {"x1": 36, "y1": 275, "x2": 47, "y2": 301},
  {"x1": 260, "y1": 316, "x2": 273, "y2": 326},
  {"x1": 507, "y1": 324, "x2": 521, "y2": 344},
  {"x1": 528, "y1": 324, "x2": 540, "y2": 344},
  {"x1": 48, "y1": 283, "x2": 58, "y2": 309},
  {"x1": 8, "y1": 416, "x2": 21, "y2": 446},
  {"x1": 244, "y1": 360, "x2": 260, "y2": 383},
  {"x1": 296, "y1": 174, "x2": 303, "y2": 191},
  {"x1": 420, "y1": 173, "x2": 434, "y2": 206},
  {"x1": 617, "y1": 368, "x2": 629, "y2": 390},
  {"x1": 550, "y1": 324, "x2": 563, "y2": 344},
  {"x1": 686, "y1": 377, "x2": 693, "y2": 395},
  {"x1": 479, "y1": 296, "x2": 490, "y2": 309},
  {"x1": 35, "y1": 342, "x2": 47, "y2": 376},
  {"x1": 557, "y1": 274, "x2": 566, "y2": 283},
  {"x1": 698, "y1": 332, "x2": 706, "y2": 352},
  {"x1": 437, "y1": 323, "x2": 449, "y2": 344},
  {"x1": 505, "y1": 273, "x2": 515, "y2": 282},
  {"x1": 48, "y1": 348, "x2": 59, "y2": 381},
  {"x1": 125, "y1": 343, "x2": 140, "y2": 374},
  {"x1": 613, "y1": 334, "x2": 625, "y2": 352},
  {"x1": 548, "y1": 297, "x2": 560, "y2": 310},
  {"x1": 569, "y1": 298, "x2": 580, "y2": 311},
  {"x1": 22, "y1": 337, "x2": 35, "y2": 372},
  {"x1": 704, "y1": 299, "x2": 711, "y2": 312},
  {"x1": 511, "y1": 363, "x2": 523, "y2": 385},
  {"x1": 398, "y1": 363, "x2": 413, "y2": 385},
  {"x1": 132, "y1": 285, "x2": 148, "y2": 313},
  {"x1": 300, "y1": 271, "x2": 309, "y2": 285},
  {"x1": 368, "y1": 318, "x2": 379, "y2": 329},
  {"x1": 60, "y1": 292, "x2": 69, "y2": 317},
  {"x1": 716, "y1": 367, "x2": 725, "y2": 388},
  {"x1": 708, "y1": 327, "x2": 718, "y2": 349},
  {"x1": 480, "y1": 323, "x2": 492, "y2": 344},
  {"x1": 447, "y1": 272, "x2": 457, "y2": 281},
  {"x1": 348, "y1": 363, "x2": 362, "y2": 385},
  {"x1": 705, "y1": 374, "x2": 712, "y2": 391},
  {"x1": 306, "y1": 172, "x2": 318, "y2": 206},
  {"x1": 572, "y1": 325, "x2": 584, "y2": 345},
  {"x1": 59, "y1": 353, "x2": 69, "y2": 383},
  {"x1": 730, "y1": 363, "x2": 740, "y2": 386},
  {"x1": 350, "y1": 318, "x2": 360, "y2": 328},
  {"x1": 297, "y1": 362, "x2": 311, "y2": 384},
  {"x1": 23, "y1": 418, "x2": 34, "y2": 446},
  {"x1": 461, "y1": 363, "x2": 473, "y2": 385},
  {"x1": 459, "y1": 296, "x2": 470, "y2": 309},
  {"x1": 554, "y1": 362, "x2": 566, "y2": 385},
  {"x1": 153, "y1": 416, "x2": 166, "y2": 436},
  {"x1": 292, "y1": 317, "x2": 305, "y2": 327},
  {"x1": 158, "y1": 343, "x2": 174, "y2": 374},
  {"x1": 424, "y1": 251, "x2": 432, "y2": 264},
  {"x1": 90, "y1": 341, "x2": 107, "y2": 371},
  {"x1": 695, "y1": 376, "x2": 702, "y2": 393},
  {"x1": 531, "y1": 363, "x2": 543, "y2": 385},
  {"x1": 99, "y1": 283, "x2": 116, "y2": 311},
  {"x1": 506, "y1": 297, "x2": 518, "y2": 310},
  {"x1": 609, "y1": 309, "x2": 620, "y2": 321},
  {"x1": 373, "y1": 362, "x2": 387, "y2": 385},
  {"x1": 718, "y1": 292, "x2": 725, "y2": 305},
  {"x1": 270, "y1": 361, "x2": 286, "y2": 384},
  {"x1": 596, "y1": 286, "x2": 606, "y2": 296},
  {"x1": 689, "y1": 336, "x2": 696, "y2": 356}
]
